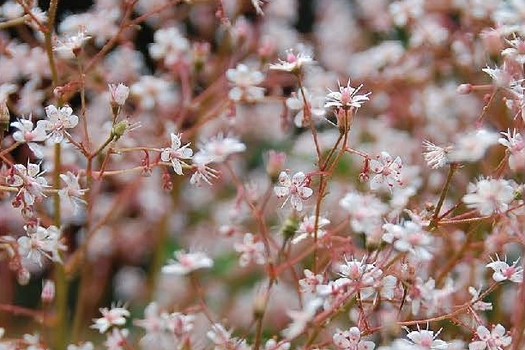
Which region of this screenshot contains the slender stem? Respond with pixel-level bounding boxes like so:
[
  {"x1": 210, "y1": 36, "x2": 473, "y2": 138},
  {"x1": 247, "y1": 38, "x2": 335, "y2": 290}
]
[
  {"x1": 430, "y1": 163, "x2": 458, "y2": 229},
  {"x1": 0, "y1": 15, "x2": 28, "y2": 29}
]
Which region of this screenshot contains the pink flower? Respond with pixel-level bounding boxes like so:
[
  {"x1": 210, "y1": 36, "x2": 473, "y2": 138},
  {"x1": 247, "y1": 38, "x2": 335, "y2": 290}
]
[
  {"x1": 486, "y1": 255, "x2": 523, "y2": 283},
  {"x1": 162, "y1": 250, "x2": 213, "y2": 275},
  {"x1": 274, "y1": 171, "x2": 313, "y2": 211},
  {"x1": 369, "y1": 152, "x2": 403, "y2": 191},
  {"x1": 160, "y1": 132, "x2": 193, "y2": 175},
  {"x1": 91, "y1": 304, "x2": 130, "y2": 334},
  {"x1": 324, "y1": 80, "x2": 370, "y2": 110},
  {"x1": 108, "y1": 83, "x2": 130, "y2": 106},
  {"x1": 233, "y1": 233, "x2": 266, "y2": 267},
  {"x1": 405, "y1": 326, "x2": 448, "y2": 349},
  {"x1": 469, "y1": 324, "x2": 512, "y2": 350},
  {"x1": 39, "y1": 104, "x2": 79, "y2": 143},
  {"x1": 333, "y1": 327, "x2": 375, "y2": 350}
]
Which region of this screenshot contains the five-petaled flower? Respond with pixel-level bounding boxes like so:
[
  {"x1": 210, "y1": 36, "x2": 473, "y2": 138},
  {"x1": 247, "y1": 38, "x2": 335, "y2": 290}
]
[
  {"x1": 40, "y1": 104, "x2": 79, "y2": 143},
  {"x1": 91, "y1": 304, "x2": 130, "y2": 334},
  {"x1": 161, "y1": 132, "x2": 193, "y2": 175},
  {"x1": 162, "y1": 250, "x2": 213, "y2": 275},
  {"x1": 274, "y1": 171, "x2": 313, "y2": 211},
  {"x1": 486, "y1": 255, "x2": 523, "y2": 283},
  {"x1": 324, "y1": 80, "x2": 370, "y2": 110},
  {"x1": 369, "y1": 152, "x2": 403, "y2": 191}
]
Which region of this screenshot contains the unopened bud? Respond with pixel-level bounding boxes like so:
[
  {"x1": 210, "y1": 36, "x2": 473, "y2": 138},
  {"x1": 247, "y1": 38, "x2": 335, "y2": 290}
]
[
  {"x1": 456, "y1": 83, "x2": 472, "y2": 94},
  {"x1": 266, "y1": 150, "x2": 286, "y2": 181},
  {"x1": 17, "y1": 268, "x2": 31, "y2": 285},
  {"x1": 111, "y1": 120, "x2": 130, "y2": 140},
  {"x1": 108, "y1": 83, "x2": 130, "y2": 107},
  {"x1": 253, "y1": 288, "x2": 268, "y2": 319},
  {"x1": 0, "y1": 100, "x2": 10, "y2": 139},
  {"x1": 41, "y1": 279, "x2": 55, "y2": 303}
]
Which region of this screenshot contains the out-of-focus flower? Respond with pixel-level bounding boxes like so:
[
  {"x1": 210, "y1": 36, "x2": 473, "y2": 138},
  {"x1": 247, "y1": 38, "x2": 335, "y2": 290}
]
[
  {"x1": 17, "y1": 225, "x2": 66, "y2": 265},
  {"x1": 104, "y1": 328, "x2": 129, "y2": 350},
  {"x1": 233, "y1": 233, "x2": 266, "y2": 267},
  {"x1": 67, "y1": 342, "x2": 94, "y2": 350},
  {"x1": 281, "y1": 298, "x2": 322, "y2": 339},
  {"x1": 404, "y1": 326, "x2": 448, "y2": 349},
  {"x1": 286, "y1": 88, "x2": 326, "y2": 128},
  {"x1": 41, "y1": 279, "x2": 55, "y2": 303},
  {"x1": 274, "y1": 171, "x2": 313, "y2": 211},
  {"x1": 462, "y1": 178, "x2": 515, "y2": 215},
  {"x1": 333, "y1": 327, "x2": 376, "y2": 350},
  {"x1": 39, "y1": 104, "x2": 79, "y2": 143},
  {"x1": 10, "y1": 115, "x2": 47, "y2": 158},
  {"x1": 486, "y1": 255, "x2": 523, "y2": 283},
  {"x1": 149, "y1": 27, "x2": 190, "y2": 65},
  {"x1": 162, "y1": 250, "x2": 213, "y2": 275},
  {"x1": 58, "y1": 171, "x2": 87, "y2": 213},
  {"x1": 382, "y1": 221, "x2": 433, "y2": 261},
  {"x1": 468, "y1": 324, "x2": 512, "y2": 350},
  {"x1": 91, "y1": 304, "x2": 130, "y2": 334},
  {"x1": 269, "y1": 48, "x2": 314, "y2": 74},
  {"x1": 448, "y1": 129, "x2": 499, "y2": 163},
  {"x1": 324, "y1": 80, "x2": 370, "y2": 110},
  {"x1": 468, "y1": 286, "x2": 492, "y2": 311},
  {"x1": 53, "y1": 28, "x2": 91, "y2": 59},
  {"x1": 499, "y1": 129, "x2": 525, "y2": 171},
  {"x1": 292, "y1": 215, "x2": 330, "y2": 244},
  {"x1": 422, "y1": 140, "x2": 451, "y2": 169},
  {"x1": 226, "y1": 64, "x2": 265, "y2": 102},
  {"x1": 195, "y1": 133, "x2": 246, "y2": 163},
  {"x1": 160, "y1": 132, "x2": 193, "y2": 175}
]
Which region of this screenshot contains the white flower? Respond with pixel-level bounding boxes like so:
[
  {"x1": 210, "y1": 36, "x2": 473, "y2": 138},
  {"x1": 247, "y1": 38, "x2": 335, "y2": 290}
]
[
  {"x1": 462, "y1": 178, "x2": 515, "y2": 215},
  {"x1": 448, "y1": 129, "x2": 499, "y2": 163},
  {"x1": 486, "y1": 255, "x2": 523, "y2": 283},
  {"x1": 382, "y1": 221, "x2": 433, "y2": 260},
  {"x1": 333, "y1": 327, "x2": 376, "y2": 350},
  {"x1": 226, "y1": 64, "x2": 265, "y2": 102},
  {"x1": 422, "y1": 140, "x2": 451, "y2": 169},
  {"x1": 405, "y1": 326, "x2": 448, "y2": 349},
  {"x1": 292, "y1": 215, "x2": 330, "y2": 244},
  {"x1": 58, "y1": 171, "x2": 87, "y2": 213},
  {"x1": 195, "y1": 133, "x2": 246, "y2": 163},
  {"x1": 149, "y1": 27, "x2": 189, "y2": 65},
  {"x1": 269, "y1": 48, "x2": 314, "y2": 73},
  {"x1": 6, "y1": 162, "x2": 48, "y2": 206},
  {"x1": 369, "y1": 152, "x2": 403, "y2": 191},
  {"x1": 104, "y1": 328, "x2": 129, "y2": 350},
  {"x1": 233, "y1": 233, "x2": 266, "y2": 267},
  {"x1": 39, "y1": 104, "x2": 79, "y2": 143},
  {"x1": 162, "y1": 250, "x2": 213, "y2": 275},
  {"x1": 160, "y1": 132, "x2": 193, "y2": 175},
  {"x1": 468, "y1": 324, "x2": 512, "y2": 350},
  {"x1": 54, "y1": 28, "x2": 91, "y2": 59},
  {"x1": 91, "y1": 304, "x2": 130, "y2": 333},
  {"x1": 499, "y1": 129, "x2": 525, "y2": 171},
  {"x1": 274, "y1": 171, "x2": 313, "y2": 211},
  {"x1": 281, "y1": 298, "x2": 322, "y2": 339},
  {"x1": 17, "y1": 225, "x2": 67, "y2": 265},
  {"x1": 108, "y1": 83, "x2": 130, "y2": 106},
  {"x1": 10, "y1": 115, "x2": 47, "y2": 158},
  {"x1": 286, "y1": 88, "x2": 326, "y2": 128},
  {"x1": 324, "y1": 80, "x2": 370, "y2": 110},
  {"x1": 468, "y1": 286, "x2": 492, "y2": 311},
  {"x1": 190, "y1": 154, "x2": 219, "y2": 186}
]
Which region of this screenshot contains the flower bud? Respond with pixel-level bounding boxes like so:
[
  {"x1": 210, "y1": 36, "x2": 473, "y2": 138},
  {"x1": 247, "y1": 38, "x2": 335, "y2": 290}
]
[
  {"x1": 456, "y1": 83, "x2": 472, "y2": 95},
  {"x1": 266, "y1": 150, "x2": 286, "y2": 181},
  {"x1": 0, "y1": 100, "x2": 10, "y2": 141},
  {"x1": 108, "y1": 83, "x2": 130, "y2": 107},
  {"x1": 41, "y1": 279, "x2": 55, "y2": 303}
]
